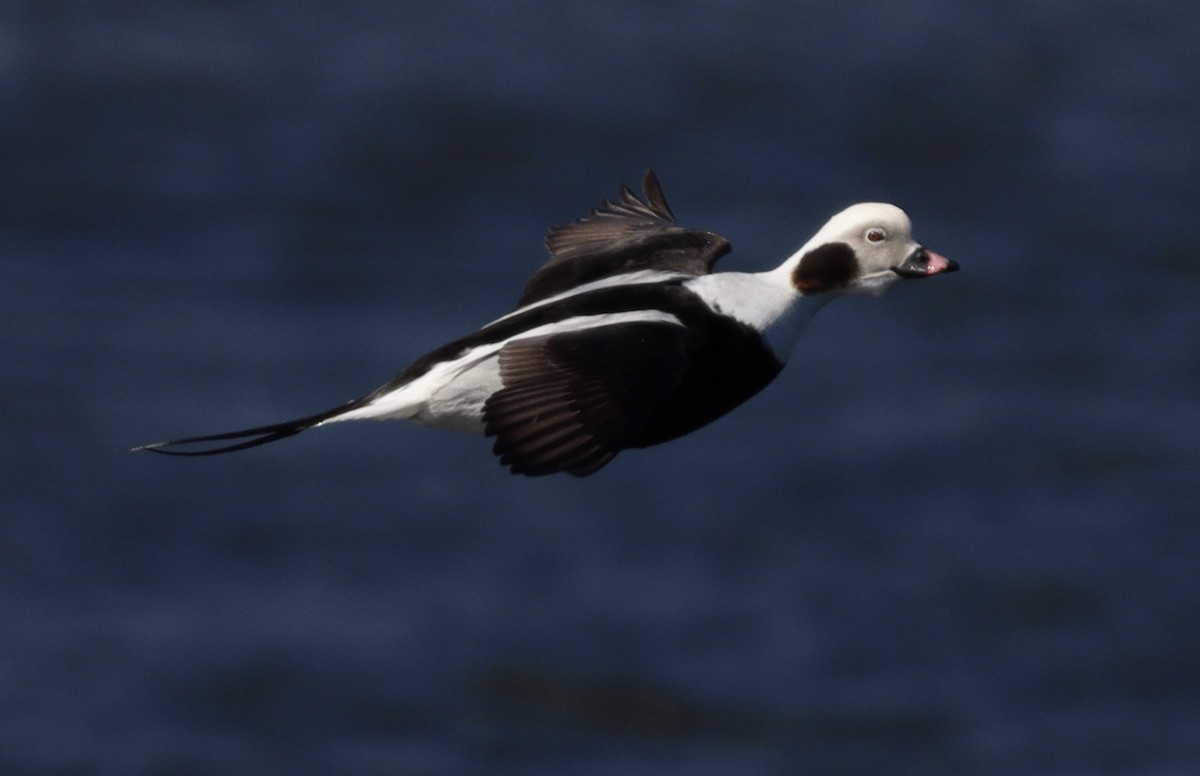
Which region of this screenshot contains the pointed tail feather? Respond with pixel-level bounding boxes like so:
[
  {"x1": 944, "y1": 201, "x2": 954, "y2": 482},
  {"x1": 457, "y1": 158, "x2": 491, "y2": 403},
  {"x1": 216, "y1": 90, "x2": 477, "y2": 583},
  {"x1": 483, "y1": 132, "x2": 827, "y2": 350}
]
[{"x1": 131, "y1": 401, "x2": 365, "y2": 457}]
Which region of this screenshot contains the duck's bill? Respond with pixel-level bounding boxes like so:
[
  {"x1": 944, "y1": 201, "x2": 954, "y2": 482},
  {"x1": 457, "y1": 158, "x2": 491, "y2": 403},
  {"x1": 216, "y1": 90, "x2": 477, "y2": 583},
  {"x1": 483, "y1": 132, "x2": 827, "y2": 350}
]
[{"x1": 893, "y1": 249, "x2": 959, "y2": 279}]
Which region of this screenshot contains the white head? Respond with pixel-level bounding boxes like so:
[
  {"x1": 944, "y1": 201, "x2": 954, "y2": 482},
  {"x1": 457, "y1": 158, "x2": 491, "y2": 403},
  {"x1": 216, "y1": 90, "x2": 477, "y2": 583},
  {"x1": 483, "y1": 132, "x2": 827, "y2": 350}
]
[{"x1": 776, "y1": 202, "x2": 957, "y2": 297}]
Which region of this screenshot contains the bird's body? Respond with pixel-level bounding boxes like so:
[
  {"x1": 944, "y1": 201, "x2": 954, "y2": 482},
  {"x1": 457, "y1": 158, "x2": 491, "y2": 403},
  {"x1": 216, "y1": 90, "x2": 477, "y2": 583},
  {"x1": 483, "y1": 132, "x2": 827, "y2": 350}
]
[{"x1": 137, "y1": 171, "x2": 957, "y2": 476}]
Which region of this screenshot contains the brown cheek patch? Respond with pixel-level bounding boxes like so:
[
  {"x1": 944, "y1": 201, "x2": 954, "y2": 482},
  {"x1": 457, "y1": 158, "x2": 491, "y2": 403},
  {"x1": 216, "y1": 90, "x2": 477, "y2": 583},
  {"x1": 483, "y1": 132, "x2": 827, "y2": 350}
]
[{"x1": 791, "y1": 242, "x2": 859, "y2": 293}]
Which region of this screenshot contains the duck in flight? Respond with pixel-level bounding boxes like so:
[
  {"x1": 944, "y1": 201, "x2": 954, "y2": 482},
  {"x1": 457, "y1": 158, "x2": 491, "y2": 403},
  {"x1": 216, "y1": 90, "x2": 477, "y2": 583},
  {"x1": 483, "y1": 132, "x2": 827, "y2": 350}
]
[{"x1": 135, "y1": 171, "x2": 958, "y2": 476}]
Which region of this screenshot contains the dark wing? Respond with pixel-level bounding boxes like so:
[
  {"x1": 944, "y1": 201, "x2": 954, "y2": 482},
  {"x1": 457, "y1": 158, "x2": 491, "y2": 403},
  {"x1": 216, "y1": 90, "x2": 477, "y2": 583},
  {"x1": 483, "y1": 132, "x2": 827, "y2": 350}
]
[
  {"x1": 483, "y1": 322, "x2": 691, "y2": 477},
  {"x1": 517, "y1": 170, "x2": 732, "y2": 307}
]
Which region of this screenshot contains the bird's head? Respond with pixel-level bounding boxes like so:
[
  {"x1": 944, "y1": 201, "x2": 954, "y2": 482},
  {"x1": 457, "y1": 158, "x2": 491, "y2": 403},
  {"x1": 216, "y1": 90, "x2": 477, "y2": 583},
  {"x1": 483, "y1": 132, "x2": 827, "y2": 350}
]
[{"x1": 783, "y1": 203, "x2": 957, "y2": 297}]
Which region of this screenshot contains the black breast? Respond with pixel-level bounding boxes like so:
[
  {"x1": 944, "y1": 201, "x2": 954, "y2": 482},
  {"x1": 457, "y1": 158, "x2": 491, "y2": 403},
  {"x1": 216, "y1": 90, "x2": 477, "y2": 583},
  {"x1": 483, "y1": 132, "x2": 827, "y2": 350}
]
[{"x1": 631, "y1": 293, "x2": 784, "y2": 448}]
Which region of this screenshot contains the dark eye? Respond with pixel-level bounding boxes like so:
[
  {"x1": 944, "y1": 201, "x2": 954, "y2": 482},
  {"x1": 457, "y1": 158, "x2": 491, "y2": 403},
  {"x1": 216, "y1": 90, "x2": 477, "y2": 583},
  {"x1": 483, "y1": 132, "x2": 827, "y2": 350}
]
[{"x1": 866, "y1": 228, "x2": 887, "y2": 243}]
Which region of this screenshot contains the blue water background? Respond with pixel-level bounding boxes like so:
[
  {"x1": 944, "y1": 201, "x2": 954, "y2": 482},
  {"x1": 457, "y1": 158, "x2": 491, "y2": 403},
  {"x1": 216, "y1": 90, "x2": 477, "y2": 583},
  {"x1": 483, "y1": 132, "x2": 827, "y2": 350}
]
[{"x1": 3, "y1": 3, "x2": 1199, "y2": 773}]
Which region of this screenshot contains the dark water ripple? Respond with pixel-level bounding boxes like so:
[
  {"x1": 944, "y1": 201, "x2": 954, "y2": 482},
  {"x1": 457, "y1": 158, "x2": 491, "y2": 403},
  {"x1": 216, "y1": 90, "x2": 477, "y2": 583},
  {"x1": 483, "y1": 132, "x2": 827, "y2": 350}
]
[{"x1": 3, "y1": 2, "x2": 1199, "y2": 774}]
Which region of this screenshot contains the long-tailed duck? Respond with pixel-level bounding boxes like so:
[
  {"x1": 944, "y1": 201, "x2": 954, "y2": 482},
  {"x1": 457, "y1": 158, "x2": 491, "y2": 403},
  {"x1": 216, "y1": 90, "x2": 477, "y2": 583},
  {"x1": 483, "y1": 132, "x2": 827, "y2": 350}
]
[{"x1": 135, "y1": 171, "x2": 957, "y2": 476}]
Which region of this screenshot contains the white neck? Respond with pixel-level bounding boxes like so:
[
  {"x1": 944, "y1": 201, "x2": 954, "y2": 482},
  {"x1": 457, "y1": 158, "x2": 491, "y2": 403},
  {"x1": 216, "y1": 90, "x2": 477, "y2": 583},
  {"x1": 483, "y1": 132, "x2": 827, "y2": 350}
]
[{"x1": 685, "y1": 271, "x2": 831, "y2": 361}]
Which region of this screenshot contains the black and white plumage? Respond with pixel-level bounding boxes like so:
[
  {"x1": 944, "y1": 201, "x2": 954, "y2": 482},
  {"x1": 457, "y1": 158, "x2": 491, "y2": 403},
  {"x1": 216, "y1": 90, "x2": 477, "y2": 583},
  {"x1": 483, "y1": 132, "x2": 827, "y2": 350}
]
[{"x1": 135, "y1": 171, "x2": 958, "y2": 477}]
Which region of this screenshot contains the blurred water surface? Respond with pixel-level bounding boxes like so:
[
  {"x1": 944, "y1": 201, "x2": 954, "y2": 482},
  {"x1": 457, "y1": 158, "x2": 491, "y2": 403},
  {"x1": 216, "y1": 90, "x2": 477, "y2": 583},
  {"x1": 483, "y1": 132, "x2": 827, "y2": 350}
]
[{"x1": 3, "y1": 2, "x2": 1199, "y2": 774}]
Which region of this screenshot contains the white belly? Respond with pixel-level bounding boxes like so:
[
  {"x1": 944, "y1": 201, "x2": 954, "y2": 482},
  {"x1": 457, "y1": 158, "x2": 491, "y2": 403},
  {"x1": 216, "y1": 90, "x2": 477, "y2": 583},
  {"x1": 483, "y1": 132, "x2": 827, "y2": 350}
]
[{"x1": 412, "y1": 355, "x2": 501, "y2": 434}]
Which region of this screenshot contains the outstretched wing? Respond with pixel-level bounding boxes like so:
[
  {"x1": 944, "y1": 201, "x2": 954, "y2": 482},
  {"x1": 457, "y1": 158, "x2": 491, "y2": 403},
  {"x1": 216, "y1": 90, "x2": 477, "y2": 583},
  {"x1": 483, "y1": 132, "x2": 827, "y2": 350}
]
[
  {"x1": 516, "y1": 170, "x2": 732, "y2": 307},
  {"x1": 484, "y1": 321, "x2": 691, "y2": 477}
]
